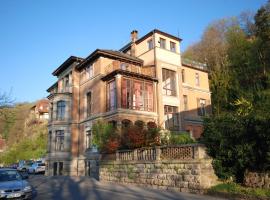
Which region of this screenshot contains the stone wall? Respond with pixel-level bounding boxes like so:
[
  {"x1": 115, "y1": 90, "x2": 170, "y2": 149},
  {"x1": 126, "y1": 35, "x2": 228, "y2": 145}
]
[
  {"x1": 99, "y1": 145, "x2": 218, "y2": 193},
  {"x1": 244, "y1": 171, "x2": 270, "y2": 189}
]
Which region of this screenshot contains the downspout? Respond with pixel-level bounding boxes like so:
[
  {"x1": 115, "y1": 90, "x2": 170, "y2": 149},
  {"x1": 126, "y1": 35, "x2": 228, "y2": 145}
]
[{"x1": 153, "y1": 31, "x2": 160, "y2": 125}]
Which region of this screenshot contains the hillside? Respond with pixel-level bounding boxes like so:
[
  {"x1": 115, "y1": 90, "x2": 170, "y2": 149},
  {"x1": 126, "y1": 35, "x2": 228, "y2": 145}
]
[{"x1": 0, "y1": 102, "x2": 48, "y2": 165}]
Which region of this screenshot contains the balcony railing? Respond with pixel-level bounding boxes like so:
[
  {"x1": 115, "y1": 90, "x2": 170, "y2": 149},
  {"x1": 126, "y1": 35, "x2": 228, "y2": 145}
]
[{"x1": 104, "y1": 62, "x2": 155, "y2": 77}]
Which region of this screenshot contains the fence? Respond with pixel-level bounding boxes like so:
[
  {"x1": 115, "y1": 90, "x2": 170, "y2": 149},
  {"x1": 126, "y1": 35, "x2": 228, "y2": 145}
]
[{"x1": 114, "y1": 144, "x2": 207, "y2": 161}]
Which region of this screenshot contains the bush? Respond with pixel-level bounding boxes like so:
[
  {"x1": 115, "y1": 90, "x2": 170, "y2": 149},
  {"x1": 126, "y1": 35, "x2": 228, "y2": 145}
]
[
  {"x1": 201, "y1": 111, "x2": 270, "y2": 182},
  {"x1": 92, "y1": 121, "x2": 120, "y2": 153},
  {"x1": 169, "y1": 132, "x2": 195, "y2": 145}
]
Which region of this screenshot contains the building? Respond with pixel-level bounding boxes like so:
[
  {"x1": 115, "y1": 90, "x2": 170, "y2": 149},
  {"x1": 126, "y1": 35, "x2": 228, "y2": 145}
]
[
  {"x1": 46, "y1": 29, "x2": 211, "y2": 176},
  {"x1": 30, "y1": 99, "x2": 50, "y2": 120}
]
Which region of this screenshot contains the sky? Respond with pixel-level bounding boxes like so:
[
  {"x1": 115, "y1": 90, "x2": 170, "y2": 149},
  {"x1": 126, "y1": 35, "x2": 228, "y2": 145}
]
[{"x1": 0, "y1": 0, "x2": 267, "y2": 103}]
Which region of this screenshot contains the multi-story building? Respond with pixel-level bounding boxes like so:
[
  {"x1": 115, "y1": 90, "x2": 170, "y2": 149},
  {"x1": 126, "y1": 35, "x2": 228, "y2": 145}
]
[{"x1": 46, "y1": 29, "x2": 211, "y2": 176}]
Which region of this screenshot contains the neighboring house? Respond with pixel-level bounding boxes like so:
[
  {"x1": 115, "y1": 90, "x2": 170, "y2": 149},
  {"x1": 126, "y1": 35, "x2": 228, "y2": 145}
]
[
  {"x1": 46, "y1": 29, "x2": 211, "y2": 176},
  {"x1": 30, "y1": 99, "x2": 50, "y2": 120}
]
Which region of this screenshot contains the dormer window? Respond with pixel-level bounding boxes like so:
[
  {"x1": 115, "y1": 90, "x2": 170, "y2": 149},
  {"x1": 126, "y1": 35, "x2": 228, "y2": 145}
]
[{"x1": 160, "y1": 38, "x2": 166, "y2": 49}]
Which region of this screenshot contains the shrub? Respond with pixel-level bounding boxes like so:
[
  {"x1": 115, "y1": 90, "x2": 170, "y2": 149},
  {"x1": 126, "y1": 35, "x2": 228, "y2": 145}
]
[
  {"x1": 92, "y1": 120, "x2": 120, "y2": 153},
  {"x1": 201, "y1": 111, "x2": 270, "y2": 182},
  {"x1": 169, "y1": 132, "x2": 195, "y2": 145}
]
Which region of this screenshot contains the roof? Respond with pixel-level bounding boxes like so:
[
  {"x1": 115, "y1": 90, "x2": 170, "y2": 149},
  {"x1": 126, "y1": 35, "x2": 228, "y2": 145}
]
[
  {"x1": 181, "y1": 58, "x2": 208, "y2": 72},
  {"x1": 77, "y1": 49, "x2": 143, "y2": 70},
  {"x1": 119, "y1": 29, "x2": 183, "y2": 52},
  {"x1": 46, "y1": 82, "x2": 57, "y2": 92},
  {"x1": 52, "y1": 56, "x2": 84, "y2": 76}
]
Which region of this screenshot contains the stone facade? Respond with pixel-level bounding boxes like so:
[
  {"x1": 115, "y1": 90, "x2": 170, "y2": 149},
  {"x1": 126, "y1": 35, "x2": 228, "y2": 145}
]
[
  {"x1": 244, "y1": 171, "x2": 270, "y2": 189},
  {"x1": 46, "y1": 29, "x2": 212, "y2": 176}
]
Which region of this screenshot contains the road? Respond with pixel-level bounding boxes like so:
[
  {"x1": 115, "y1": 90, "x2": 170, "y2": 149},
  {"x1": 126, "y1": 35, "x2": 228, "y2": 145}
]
[{"x1": 29, "y1": 175, "x2": 226, "y2": 200}]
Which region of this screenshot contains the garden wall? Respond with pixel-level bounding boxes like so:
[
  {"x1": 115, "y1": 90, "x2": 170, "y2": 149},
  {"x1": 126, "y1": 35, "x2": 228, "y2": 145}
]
[
  {"x1": 99, "y1": 144, "x2": 218, "y2": 193},
  {"x1": 244, "y1": 171, "x2": 270, "y2": 189}
]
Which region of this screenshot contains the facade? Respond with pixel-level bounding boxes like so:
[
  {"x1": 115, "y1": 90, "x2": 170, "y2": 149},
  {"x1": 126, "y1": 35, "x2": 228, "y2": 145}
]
[
  {"x1": 46, "y1": 29, "x2": 211, "y2": 176},
  {"x1": 30, "y1": 99, "x2": 50, "y2": 120}
]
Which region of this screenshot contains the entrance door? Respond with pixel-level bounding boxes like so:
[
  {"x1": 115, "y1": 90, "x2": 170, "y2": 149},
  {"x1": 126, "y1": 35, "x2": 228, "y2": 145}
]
[{"x1": 53, "y1": 162, "x2": 57, "y2": 176}]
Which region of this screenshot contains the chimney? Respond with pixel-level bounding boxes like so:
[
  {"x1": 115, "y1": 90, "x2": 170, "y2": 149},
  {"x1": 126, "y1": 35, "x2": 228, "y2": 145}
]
[{"x1": 130, "y1": 30, "x2": 138, "y2": 56}]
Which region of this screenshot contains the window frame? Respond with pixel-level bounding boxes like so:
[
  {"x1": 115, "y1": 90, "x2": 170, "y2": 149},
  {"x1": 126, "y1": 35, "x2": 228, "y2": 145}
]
[
  {"x1": 147, "y1": 39, "x2": 153, "y2": 50},
  {"x1": 56, "y1": 100, "x2": 65, "y2": 120},
  {"x1": 164, "y1": 105, "x2": 179, "y2": 131},
  {"x1": 55, "y1": 130, "x2": 64, "y2": 151},
  {"x1": 86, "y1": 92, "x2": 92, "y2": 117},
  {"x1": 162, "y1": 68, "x2": 177, "y2": 96},
  {"x1": 107, "y1": 79, "x2": 117, "y2": 111},
  {"x1": 121, "y1": 77, "x2": 154, "y2": 112},
  {"x1": 170, "y1": 41, "x2": 176, "y2": 52},
  {"x1": 195, "y1": 73, "x2": 200, "y2": 86},
  {"x1": 160, "y1": 38, "x2": 166, "y2": 49}
]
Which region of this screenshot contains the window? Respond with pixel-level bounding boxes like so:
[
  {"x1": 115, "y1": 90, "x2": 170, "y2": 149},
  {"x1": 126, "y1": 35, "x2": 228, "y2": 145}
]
[
  {"x1": 86, "y1": 92, "x2": 92, "y2": 117},
  {"x1": 195, "y1": 73, "x2": 200, "y2": 86},
  {"x1": 55, "y1": 130, "x2": 64, "y2": 151},
  {"x1": 160, "y1": 38, "x2": 166, "y2": 49},
  {"x1": 144, "y1": 83, "x2": 153, "y2": 111},
  {"x1": 64, "y1": 75, "x2": 69, "y2": 91},
  {"x1": 181, "y1": 69, "x2": 185, "y2": 83},
  {"x1": 162, "y1": 69, "x2": 176, "y2": 96},
  {"x1": 183, "y1": 95, "x2": 188, "y2": 111},
  {"x1": 86, "y1": 64, "x2": 94, "y2": 79},
  {"x1": 147, "y1": 39, "x2": 153, "y2": 50},
  {"x1": 107, "y1": 80, "x2": 116, "y2": 111},
  {"x1": 197, "y1": 98, "x2": 206, "y2": 116},
  {"x1": 164, "y1": 105, "x2": 179, "y2": 130},
  {"x1": 133, "y1": 80, "x2": 144, "y2": 110},
  {"x1": 120, "y1": 63, "x2": 129, "y2": 71},
  {"x1": 121, "y1": 78, "x2": 153, "y2": 111},
  {"x1": 56, "y1": 101, "x2": 65, "y2": 120},
  {"x1": 170, "y1": 41, "x2": 176, "y2": 52},
  {"x1": 86, "y1": 130, "x2": 92, "y2": 149}
]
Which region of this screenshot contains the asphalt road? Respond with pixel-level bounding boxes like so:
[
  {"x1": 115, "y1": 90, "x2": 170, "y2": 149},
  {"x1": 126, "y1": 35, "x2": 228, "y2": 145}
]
[{"x1": 29, "y1": 175, "x2": 227, "y2": 200}]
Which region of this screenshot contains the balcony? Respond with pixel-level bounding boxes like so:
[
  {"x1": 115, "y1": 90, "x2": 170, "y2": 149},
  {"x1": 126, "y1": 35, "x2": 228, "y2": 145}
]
[{"x1": 104, "y1": 61, "x2": 155, "y2": 78}]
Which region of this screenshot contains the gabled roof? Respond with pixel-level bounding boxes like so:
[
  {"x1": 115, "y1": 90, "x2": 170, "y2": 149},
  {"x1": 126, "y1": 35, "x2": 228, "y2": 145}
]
[
  {"x1": 119, "y1": 29, "x2": 182, "y2": 52},
  {"x1": 52, "y1": 56, "x2": 84, "y2": 76},
  {"x1": 77, "y1": 49, "x2": 143, "y2": 70}
]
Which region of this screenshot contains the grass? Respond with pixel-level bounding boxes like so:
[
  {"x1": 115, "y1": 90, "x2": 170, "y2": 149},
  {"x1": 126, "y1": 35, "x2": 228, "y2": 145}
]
[{"x1": 208, "y1": 182, "x2": 270, "y2": 199}]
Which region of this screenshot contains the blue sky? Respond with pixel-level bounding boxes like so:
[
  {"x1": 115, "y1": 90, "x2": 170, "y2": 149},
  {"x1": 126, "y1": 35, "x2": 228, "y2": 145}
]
[{"x1": 0, "y1": 0, "x2": 266, "y2": 103}]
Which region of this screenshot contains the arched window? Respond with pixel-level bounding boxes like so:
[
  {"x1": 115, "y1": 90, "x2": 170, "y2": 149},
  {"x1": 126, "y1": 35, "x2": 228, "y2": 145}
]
[
  {"x1": 147, "y1": 121, "x2": 157, "y2": 129},
  {"x1": 134, "y1": 120, "x2": 145, "y2": 129},
  {"x1": 56, "y1": 100, "x2": 65, "y2": 120},
  {"x1": 122, "y1": 119, "x2": 132, "y2": 129}
]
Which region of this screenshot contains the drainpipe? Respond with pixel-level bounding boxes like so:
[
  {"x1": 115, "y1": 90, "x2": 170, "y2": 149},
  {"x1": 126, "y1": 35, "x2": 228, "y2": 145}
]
[{"x1": 153, "y1": 31, "x2": 160, "y2": 125}]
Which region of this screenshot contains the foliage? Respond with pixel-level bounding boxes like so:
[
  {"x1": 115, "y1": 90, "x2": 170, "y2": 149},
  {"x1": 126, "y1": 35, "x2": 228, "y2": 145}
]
[
  {"x1": 169, "y1": 132, "x2": 195, "y2": 145},
  {"x1": 185, "y1": 1, "x2": 270, "y2": 183},
  {"x1": 0, "y1": 122, "x2": 47, "y2": 165},
  {"x1": 208, "y1": 182, "x2": 270, "y2": 198},
  {"x1": 202, "y1": 106, "x2": 270, "y2": 182},
  {"x1": 92, "y1": 120, "x2": 120, "y2": 153}
]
